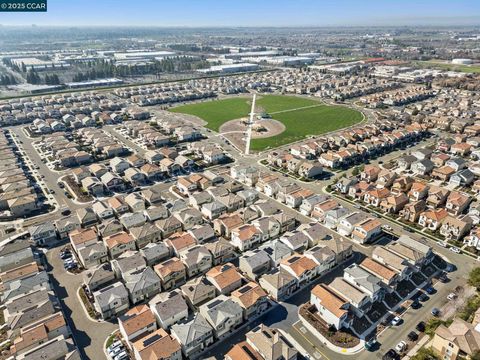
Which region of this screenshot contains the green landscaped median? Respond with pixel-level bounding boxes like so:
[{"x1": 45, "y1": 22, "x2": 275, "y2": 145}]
[{"x1": 169, "y1": 95, "x2": 364, "y2": 150}]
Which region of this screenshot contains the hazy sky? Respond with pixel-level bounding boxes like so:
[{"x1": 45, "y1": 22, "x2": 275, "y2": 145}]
[{"x1": 1, "y1": 0, "x2": 479, "y2": 27}]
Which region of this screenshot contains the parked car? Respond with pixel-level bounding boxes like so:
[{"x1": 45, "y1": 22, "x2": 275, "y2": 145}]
[
  {"x1": 411, "y1": 300, "x2": 421, "y2": 309},
  {"x1": 391, "y1": 316, "x2": 402, "y2": 326},
  {"x1": 418, "y1": 293, "x2": 429, "y2": 302},
  {"x1": 425, "y1": 286, "x2": 435, "y2": 294},
  {"x1": 407, "y1": 331, "x2": 419, "y2": 342},
  {"x1": 60, "y1": 251, "x2": 72, "y2": 260},
  {"x1": 65, "y1": 262, "x2": 78, "y2": 270},
  {"x1": 395, "y1": 341, "x2": 407, "y2": 353},
  {"x1": 114, "y1": 351, "x2": 127, "y2": 360},
  {"x1": 58, "y1": 182, "x2": 65, "y2": 188},
  {"x1": 382, "y1": 349, "x2": 400, "y2": 360},
  {"x1": 439, "y1": 272, "x2": 448, "y2": 283},
  {"x1": 416, "y1": 321, "x2": 426, "y2": 332},
  {"x1": 108, "y1": 345, "x2": 123, "y2": 358},
  {"x1": 431, "y1": 308, "x2": 440, "y2": 317},
  {"x1": 364, "y1": 338, "x2": 378, "y2": 351},
  {"x1": 447, "y1": 293, "x2": 457, "y2": 301},
  {"x1": 450, "y1": 246, "x2": 461, "y2": 254},
  {"x1": 61, "y1": 208, "x2": 71, "y2": 216},
  {"x1": 445, "y1": 263, "x2": 455, "y2": 272},
  {"x1": 382, "y1": 225, "x2": 393, "y2": 232},
  {"x1": 438, "y1": 241, "x2": 448, "y2": 248}
]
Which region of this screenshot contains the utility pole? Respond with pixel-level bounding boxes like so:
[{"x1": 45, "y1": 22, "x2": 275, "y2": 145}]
[{"x1": 245, "y1": 93, "x2": 256, "y2": 155}]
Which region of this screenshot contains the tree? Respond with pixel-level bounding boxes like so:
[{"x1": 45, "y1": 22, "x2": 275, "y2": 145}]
[
  {"x1": 351, "y1": 166, "x2": 360, "y2": 176},
  {"x1": 468, "y1": 268, "x2": 480, "y2": 291}
]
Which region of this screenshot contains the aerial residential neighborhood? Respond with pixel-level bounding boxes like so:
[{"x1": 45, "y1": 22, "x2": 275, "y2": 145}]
[{"x1": 1, "y1": 2, "x2": 480, "y2": 360}]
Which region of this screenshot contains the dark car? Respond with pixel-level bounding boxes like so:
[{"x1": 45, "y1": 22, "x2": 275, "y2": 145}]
[
  {"x1": 425, "y1": 286, "x2": 436, "y2": 295},
  {"x1": 431, "y1": 308, "x2": 441, "y2": 317},
  {"x1": 411, "y1": 300, "x2": 421, "y2": 309},
  {"x1": 407, "y1": 331, "x2": 419, "y2": 342},
  {"x1": 65, "y1": 263, "x2": 78, "y2": 271},
  {"x1": 364, "y1": 338, "x2": 378, "y2": 351},
  {"x1": 418, "y1": 293, "x2": 429, "y2": 302},
  {"x1": 445, "y1": 263, "x2": 455, "y2": 272},
  {"x1": 416, "y1": 321, "x2": 426, "y2": 332},
  {"x1": 439, "y1": 272, "x2": 449, "y2": 283},
  {"x1": 58, "y1": 182, "x2": 65, "y2": 189},
  {"x1": 61, "y1": 208, "x2": 71, "y2": 216},
  {"x1": 60, "y1": 252, "x2": 72, "y2": 260},
  {"x1": 382, "y1": 349, "x2": 400, "y2": 360}
]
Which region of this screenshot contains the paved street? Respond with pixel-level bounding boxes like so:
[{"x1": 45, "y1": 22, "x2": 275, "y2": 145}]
[
  {"x1": 207, "y1": 129, "x2": 477, "y2": 359},
  {"x1": 45, "y1": 246, "x2": 117, "y2": 360},
  {"x1": 3, "y1": 100, "x2": 477, "y2": 360},
  {"x1": 10, "y1": 126, "x2": 75, "y2": 209}
]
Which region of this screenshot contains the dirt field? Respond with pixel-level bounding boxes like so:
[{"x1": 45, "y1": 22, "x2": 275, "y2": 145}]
[
  {"x1": 152, "y1": 108, "x2": 207, "y2": 127},
  {"x1": 219, "y1": 118, "x2": 285, "y2": 138},
  {"x1": 219, "y1": 117, "x2": 286, "y2": 150}
]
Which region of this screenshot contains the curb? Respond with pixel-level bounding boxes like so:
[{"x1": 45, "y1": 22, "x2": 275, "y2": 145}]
[{"x1": 76, "y1": 287, "x2": 104, "y2": 324}]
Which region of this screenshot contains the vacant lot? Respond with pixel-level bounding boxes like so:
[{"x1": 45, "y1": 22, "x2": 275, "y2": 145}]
[
  {"x1": 413, "y1": 60, "x2": 480, "y2": 74},
  {"x1": 170, "y1": 95, "x2": 363, "y2": 150}
]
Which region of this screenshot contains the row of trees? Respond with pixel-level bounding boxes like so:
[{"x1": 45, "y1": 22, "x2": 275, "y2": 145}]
[
  {"x1": 0, "y1": 74, "x2": 17, "y2": 85},
  {"x1": 25, "y1": 69, "x2": 60, "y2": 85},
  {"x1": 72, "y1": 57, "x2": 210, "y2": 82}
]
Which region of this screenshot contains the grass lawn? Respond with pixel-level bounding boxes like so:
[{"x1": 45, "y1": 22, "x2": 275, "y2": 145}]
[
  {"x1": 170, "y1": 97, "x2": 251, "y2": 131},
  {"x1": 256, "y1": 95, "x2": 320, "y2": 113},
  {"x1": 170, "y1": 95, "x2": 363, "y2": 150},
  {"x1": 250, "y1": 102, "x2": 363, "y2": 150}
]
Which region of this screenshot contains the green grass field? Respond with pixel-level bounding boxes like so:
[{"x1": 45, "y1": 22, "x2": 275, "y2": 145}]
[
  {"x1": 170, "y1": 97, "x2": 251, "y2": 132},
  {"x1": 170, "y1": 95, "x2": 364, "y2": 150},
  {"x1": 250, "y1": 102, "x2": 363, "y2": 150},
  {"x1": 256, "y1": 95, "x2": 320, "y2": 113}
]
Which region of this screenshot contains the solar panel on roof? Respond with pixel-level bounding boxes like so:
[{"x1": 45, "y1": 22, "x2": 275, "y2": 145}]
[
  {"x1": 143, "y1": 333, "x2": 162, "y2": 346},
  {"x1": 241, "y1": 345, "x2": 259, "y2": 359},
  {"x1": 207, "y1": 299, "x2": 223, "y2": 308},
  {"x1": 238, "y1": 285, "x2": 252, "y2": 294}
]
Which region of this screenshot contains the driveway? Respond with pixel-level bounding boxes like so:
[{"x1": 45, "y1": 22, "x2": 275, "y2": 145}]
[{"x1": 46, "y1": 246, "x2": 117, "y2": 360}]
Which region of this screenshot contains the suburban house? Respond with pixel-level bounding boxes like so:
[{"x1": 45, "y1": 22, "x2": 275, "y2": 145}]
[
  {"x1": 154, "y1": 257, "x2": 187, "y2": 291},
  {"x1": 93, "y1": 282, "x2": 130, "y2": 319},
  {"x1": 149, "y1": 289, "x2": 189, "y2": 330},
  {"x1": 170, "y1": 313, "x2": 214, "y2": 359},
  {"x1": 206, "y1": 263, "x2": 244, "y2": 295},
  {"x1": 310, "y1": 284, "x2": 350, "y2": 330},
  {"x1": 199, "y1": 295, "x2": 244, "y2": 339},
  {"x1": 119, "y1": 305, "x2": 157, "y2": 349}
]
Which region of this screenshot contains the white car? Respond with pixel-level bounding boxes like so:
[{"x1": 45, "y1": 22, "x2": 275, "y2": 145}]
[
  {"x1": 382, "y1": 225, "x2": 393, "y2": 231},
  {"x1": 107, "y1": 341, "x2": 122, "y2": 352},
  {"x1": 447, "y1": 293, "x2": 457, "y2": 301},
  {"x1": 391, "y1": 316, "x2": 402, "y2": 326},
  {"x1": 395, "y1": 341, "x2": 407, "y2": 353},
  {"x1": 450, "y1": 246, "x2": 461, "y2": 254},
  {"x1": 438, "y1": 241, "x2": 448, "y2": 248},
  {"x1": 113, "y1": 351, "x2": 127, "y2": 360},
  {"x1": 108, "y1": 346, "x2": 123, "y2": 358}
]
